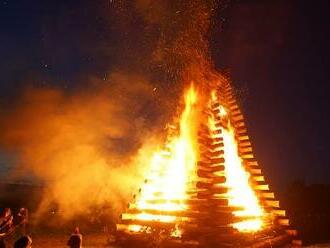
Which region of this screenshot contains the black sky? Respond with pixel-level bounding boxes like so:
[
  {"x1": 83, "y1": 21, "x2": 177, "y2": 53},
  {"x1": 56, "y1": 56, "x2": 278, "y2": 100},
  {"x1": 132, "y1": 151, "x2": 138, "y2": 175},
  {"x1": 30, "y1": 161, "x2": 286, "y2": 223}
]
[
  {"x1": 0, "y1": 0, "x2": 329, "y2": 189},
  {"x1": 214, "y1": 0, "x2": 330, "y2": 188}
]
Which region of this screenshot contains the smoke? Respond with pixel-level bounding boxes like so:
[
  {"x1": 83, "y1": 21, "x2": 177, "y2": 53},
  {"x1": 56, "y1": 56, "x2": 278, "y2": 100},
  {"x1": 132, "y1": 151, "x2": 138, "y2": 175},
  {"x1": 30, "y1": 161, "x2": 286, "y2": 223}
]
[
  {"x1": 0, "y1": 72, "x2": 165, "y2": 220},
  {"x1": 0, "y1": 1, "x2": 221, "y2": 221}
]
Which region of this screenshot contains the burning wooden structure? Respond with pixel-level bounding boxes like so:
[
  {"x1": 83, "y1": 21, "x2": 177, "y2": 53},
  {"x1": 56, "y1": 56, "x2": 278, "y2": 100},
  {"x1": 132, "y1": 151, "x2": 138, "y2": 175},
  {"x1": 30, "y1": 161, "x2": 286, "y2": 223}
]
[{"x1": 115, "y1": 81, "x2": 301, "y2": 247}]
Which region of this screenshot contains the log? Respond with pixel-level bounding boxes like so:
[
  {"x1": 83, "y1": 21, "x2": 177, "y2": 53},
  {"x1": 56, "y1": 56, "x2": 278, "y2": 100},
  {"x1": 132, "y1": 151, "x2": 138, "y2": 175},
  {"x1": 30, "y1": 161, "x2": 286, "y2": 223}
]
[
  {"x1": 200, "y1": 150, "x2": 224, "y2": 159},
  {"x1": 262, "y1": 191, "x2": 275, "y2": 199},
  {"x1": 243, "y1": 160, "x2": 258, "y2": 167},
  {"x1": 263, "y1": 200, "x2": 280, "y2": 208},
  {"x1": 286, "y1": 229, "x2": 298, "y2": 236},
  {"x1": 197, "y1": 165, "x2": 225, "y2": 173},
  {"x1": 228, "y1": 103, "x2": 239, "y2": 111},
  {"x1": 209, "y1": 150, "x2": 224, "y2": 157},
  {"x1": 277, "y1": 217, "x2": 290, "y2": 226},
  {"x1": 236, "y1": 129, "x2": 248, "y2": 136},
  {"x1": 227, "y1": 98, "x2": 236, "y2": 106},
  {"x1": 215, "y1": 121, "x2": 227, "y2": 129},
  {"x1": 271, "y1": 209, "x2": 286, "y2": 217},
  {"x1": 248, "y1": 233, "x2": 292, "y2": 248},
  {"x1": 253, "y1": 184, "x2": 269, "y2": 191},
  {"x1": 252, "y1": 175, "x2": 265, "y2": 182},
  {"x1": 236, "y1": 134, "x2": 249, "y2": 141},
  {"x1": 197, "y1": 169, "x2": 226, "y2": 180},
  {"x1": 238, "y1": 146, "x2": 253, "y2": 153},
  {"x1": 210, "y1": 158, "x2": 225, "y2": 164},
  {"x1": 232, "y1": 120, "x2": 245, "y2": 128},
  {"x1": 211, "y1": 108, "x2": 221, "y2": 116},
  {"x1": 196, "y1": 184, "x2": 227, "y2": 194},
  {"x1": 256, "y1": 190, "x2": 274, "y2": 199},
  {"x1": 240, "y1": 153, "x2": 254, "y2": 159},
  {"x1": 198, "y1": 139, "x2": 223, "y2": 148},
  {"x1": 231, "y1": 109, "x2": 242, "y2": 116},
  {"x1": 211, "y1": 102, "x2": 220, "y2": 109},
  {"x1": 249, "y1": 168, "x2": 262, "y2": 175},
  {"x1": 196, "y1": 181, "x2": 226, "y2": 189},
  {"x1": 212, "y1": 137, "x2": 224, "y2": 143},
  {"x1": 200, "y1": 155, "x2": 224, "y2": 163},
  {"x1": 197, "y1": 161, "x2": 212, "y2": 167},
  {"x1": 238, "y1": 140, "x2": 252, "y2": 147}
]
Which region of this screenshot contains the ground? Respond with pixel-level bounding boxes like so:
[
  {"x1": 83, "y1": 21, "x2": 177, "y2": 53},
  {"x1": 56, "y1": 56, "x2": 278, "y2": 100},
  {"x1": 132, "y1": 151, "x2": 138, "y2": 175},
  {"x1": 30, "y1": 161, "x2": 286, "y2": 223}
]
[
  {"x1": 3, "y1": 233, "x2": 330, "y2": 247},
  {"x1": 5, "y1": 233, "x2": 116, "y2": 248}
]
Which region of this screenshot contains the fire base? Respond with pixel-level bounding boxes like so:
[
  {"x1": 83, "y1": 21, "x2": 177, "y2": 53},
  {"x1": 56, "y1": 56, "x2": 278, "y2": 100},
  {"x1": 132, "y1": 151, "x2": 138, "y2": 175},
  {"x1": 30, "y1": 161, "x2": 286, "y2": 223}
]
[
  {"x1": 113, "y1": 226, "x2": 300, "y2": 247},
  {"x1": 115, "y1": 82, "x2": 301, "y2": 248}
]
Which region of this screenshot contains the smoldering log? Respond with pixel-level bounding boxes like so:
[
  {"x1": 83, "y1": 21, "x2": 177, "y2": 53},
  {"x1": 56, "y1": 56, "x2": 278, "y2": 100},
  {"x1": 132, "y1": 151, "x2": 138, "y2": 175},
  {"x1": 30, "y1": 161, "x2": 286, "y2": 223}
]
[
  {"x1": 198, "y1": 158, "x2": 224, "y2": 166},
  {"x1": 243, "y1": 160, "x2": 258, "y2": 167},
  {"x1": 210, "y1": 157, "x2": 225, "y2": 164},
  {"x1": 276, "y1": 217, "x2": 290, "y2": 226},
  {"x1": 197, "y1": 169, "x2": 226, "y2": 180},
  {"x1": 238, "y1": 140, "x2": 252, "y2": 148},
  {"x1": 196, "y1": 186, "x2": 227, "y2": 195},
  {"x1": 249, "y1": 168, "x2": 262, "y2": 175},
  {"x1": 236, "y1": 134, "x2": 249, "y2": 141},
  {"x1": 197, "y1": 165, "x2": 225, "y2": 173},
  {"x1": 196, "y1": 181, "x2": 226, "y2": 189},
  {"x1": 232, "y1": 120, "x2": 245, "y2": 129},
  {"x1": 240, "y1": 152, "x2": 254, "y2": 159},
  {"x1": 238, "y1": 146, "x2": 253, "y2": 153}
]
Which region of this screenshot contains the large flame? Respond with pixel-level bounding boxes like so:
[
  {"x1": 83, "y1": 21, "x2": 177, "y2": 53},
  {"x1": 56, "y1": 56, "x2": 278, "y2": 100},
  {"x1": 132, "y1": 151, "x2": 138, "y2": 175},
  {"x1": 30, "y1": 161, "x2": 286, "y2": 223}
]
[
  {"x1": 122, "y1": 85, "x2": 265, "y2": 235},
  {"x1": 124, "y1": 84, "x2": 199, "y2": 234},
  {"x1": 208, "y1": 91, "x2": 264, "y2": 232}
]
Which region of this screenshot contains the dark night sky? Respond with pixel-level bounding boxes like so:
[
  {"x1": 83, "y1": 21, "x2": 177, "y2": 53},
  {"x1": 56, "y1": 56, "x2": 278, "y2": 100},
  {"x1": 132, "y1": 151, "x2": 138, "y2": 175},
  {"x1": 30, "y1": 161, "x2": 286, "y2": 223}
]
[{"x1": 0, "y1": 0, "x2": 329, "y2": 189}]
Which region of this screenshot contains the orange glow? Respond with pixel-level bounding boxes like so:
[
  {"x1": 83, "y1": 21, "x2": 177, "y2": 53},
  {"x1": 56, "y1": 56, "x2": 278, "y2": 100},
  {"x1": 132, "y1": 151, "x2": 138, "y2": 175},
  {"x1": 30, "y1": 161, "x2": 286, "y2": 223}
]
[
  {"x1": 123, "y1": 84, "x2": 199, "y2": 236},
  {"x1": 122, "y1": 86, "x2": 266, "y2": 236},
  {"x1": 208, "y1": 91, "x2": 264, "y2": 232}
]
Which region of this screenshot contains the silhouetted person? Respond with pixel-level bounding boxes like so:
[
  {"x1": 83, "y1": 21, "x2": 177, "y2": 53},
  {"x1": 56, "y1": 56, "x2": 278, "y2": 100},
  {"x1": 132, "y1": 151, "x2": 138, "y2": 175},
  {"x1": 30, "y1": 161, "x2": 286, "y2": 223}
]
[
  {"x1": 13, "y1": 235, "x2": 32, "y2": 248},
  {"x1": 0, "y1": 208, "x2": 13, "y2": 248},
  {"x1": 15, "y1": 208, "x2": 29, "y2": 236},
  {"x1": 67, "y1": 227, "x2": 82, "y2": 248}
]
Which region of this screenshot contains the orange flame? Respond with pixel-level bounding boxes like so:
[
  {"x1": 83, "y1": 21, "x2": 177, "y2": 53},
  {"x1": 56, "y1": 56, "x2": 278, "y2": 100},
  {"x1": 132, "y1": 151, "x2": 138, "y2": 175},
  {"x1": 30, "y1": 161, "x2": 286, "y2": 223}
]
[
  {"x1": 123, "y1": 84, "x2": 199, "y2": 235},
  {"x1": 208, "y1": 90, "x2": 264, "y2": 232},
  {"x1": 122, "y1": 85, "x2": 265, "y2": 235}
]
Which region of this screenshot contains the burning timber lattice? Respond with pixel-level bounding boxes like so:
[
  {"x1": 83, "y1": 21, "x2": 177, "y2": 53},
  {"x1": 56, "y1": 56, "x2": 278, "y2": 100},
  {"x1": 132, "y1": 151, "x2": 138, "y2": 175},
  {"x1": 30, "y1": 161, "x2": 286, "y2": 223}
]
[{"x1": 115, "y1": 81, "x2": 301, "y2": 248}]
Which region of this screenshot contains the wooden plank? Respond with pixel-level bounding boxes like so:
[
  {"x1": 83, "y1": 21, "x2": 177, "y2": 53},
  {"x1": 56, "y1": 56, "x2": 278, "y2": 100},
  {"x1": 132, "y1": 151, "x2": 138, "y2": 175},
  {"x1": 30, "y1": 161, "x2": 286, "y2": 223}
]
[
  {"x1": 238, "y1": 140, "x2": 252, "y2": 147},
  {"x1": 240, "y1": 153, "x2": 254, "y2": 159},
  {"x1": 197, "y1": 165, "x2": 225, "y2": 173},
  {"x1": 252, "y1": 175, "x2": 265, "y2": 182},
  {"x1": 238, "y1": 146, "x2": 253, "y2": 153},
  {"x1": 232, "y1": 120, "x2": 245, "y2": 128},
  {"x1": 210, "y1": 158, "x2": 225, "y2": 164},
  {"x1": 263, "y1": 200, "x2": 280, "y2": 208},
  {"x1": 243, "y1": 160, "x2": 259, "y2": 166},
  {"x1": 277, "y1": 218, "x2": 290, "y2": 226},
  {"x1": 236, "y1": 135, "x2": 249, "y2": 141}
]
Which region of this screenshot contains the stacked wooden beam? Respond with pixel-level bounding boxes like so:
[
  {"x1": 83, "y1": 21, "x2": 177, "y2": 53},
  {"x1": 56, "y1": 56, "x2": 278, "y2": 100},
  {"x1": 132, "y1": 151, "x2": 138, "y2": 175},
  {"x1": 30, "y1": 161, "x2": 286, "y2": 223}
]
[{"x1": 115, "y1": 82, "x2": 301, "y2": 247}]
